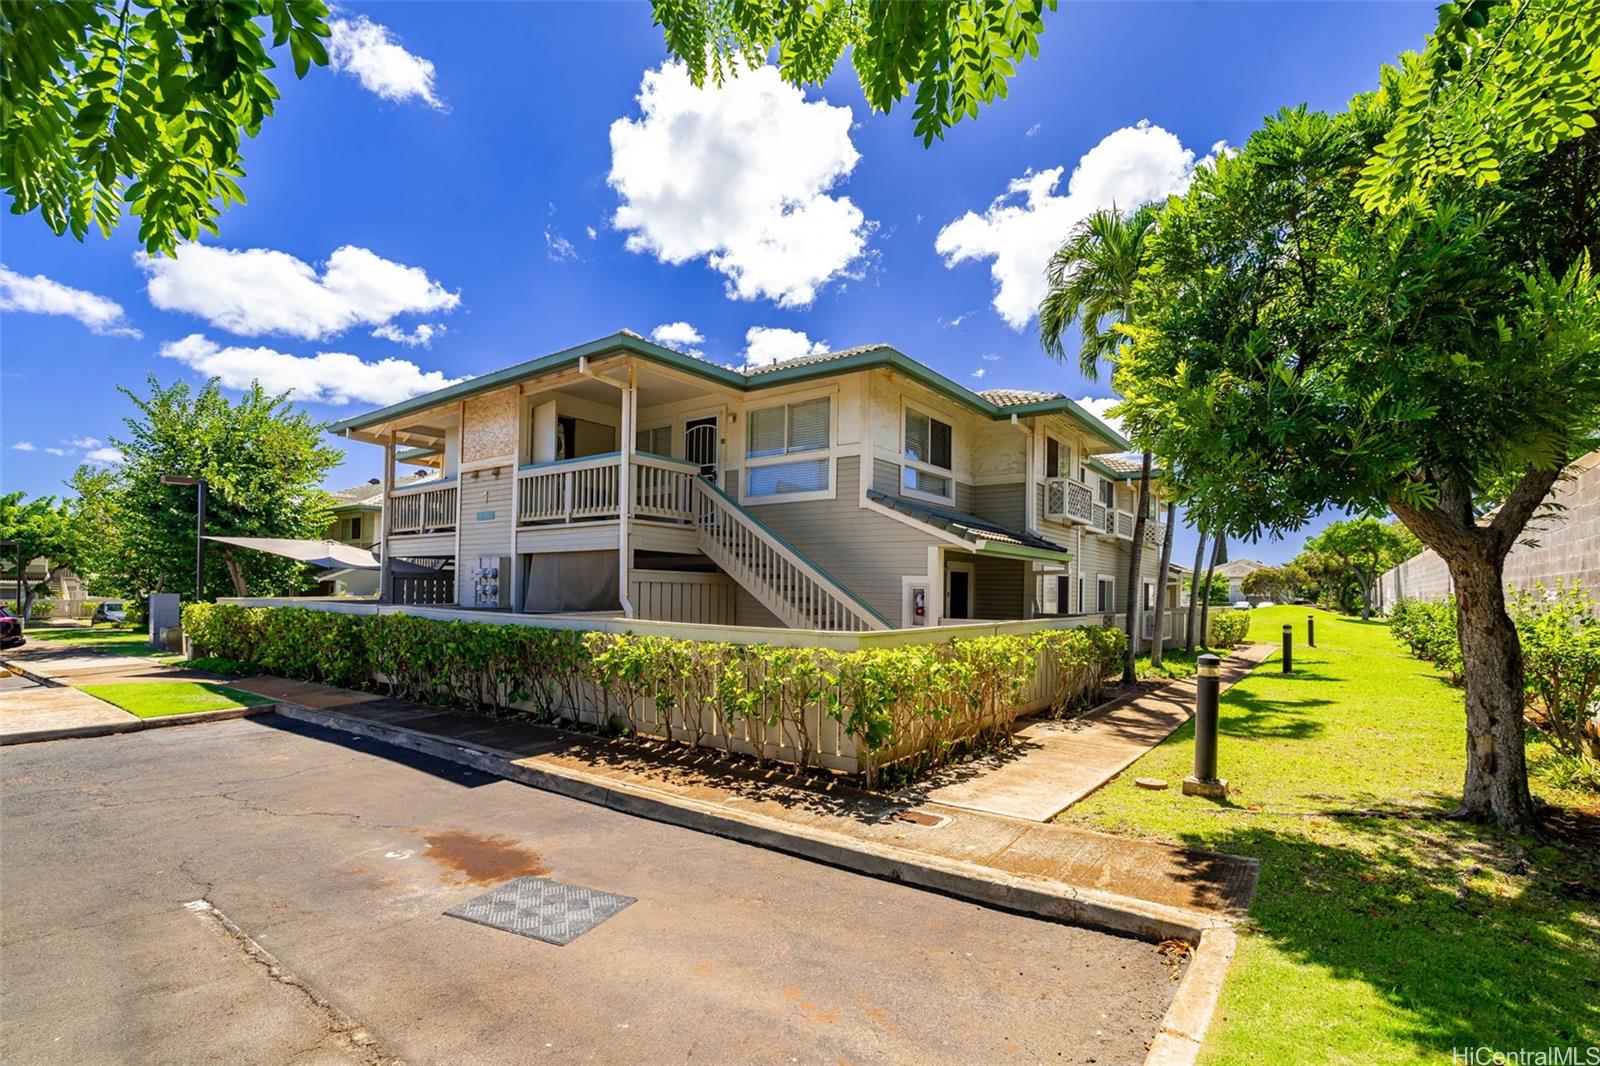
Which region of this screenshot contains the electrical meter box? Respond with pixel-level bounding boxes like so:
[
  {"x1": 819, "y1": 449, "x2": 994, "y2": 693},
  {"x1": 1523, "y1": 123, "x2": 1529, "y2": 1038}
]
[{"x1": 471, "y1": 555, "x2": 510, "y2": 609}]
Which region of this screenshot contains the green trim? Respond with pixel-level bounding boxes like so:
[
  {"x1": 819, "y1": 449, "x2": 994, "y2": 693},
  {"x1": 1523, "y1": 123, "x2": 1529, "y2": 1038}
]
[
  {"x1": 973, "y1": 540, "x2": 1073, "y2": 563},
  {"x1": 328, "y1": 331, "x2": 1130, "y2": 450},
  {"x1": 397, "y1": 446, "x2": 439, "y2": 464},
  {"x1": 330, "y1": 503, "x2": 382, "y2": 515},
  {"x1": 517, "y1": 450, "x2": 622, "y2": 472}
]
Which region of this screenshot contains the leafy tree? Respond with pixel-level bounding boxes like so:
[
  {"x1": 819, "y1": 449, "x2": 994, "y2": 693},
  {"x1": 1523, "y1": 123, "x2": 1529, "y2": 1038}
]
[
  {"x1": 93, "y1": 377, "x2": 341, "y2": 604},
  {"x1": 649, "y1": 0, "x2": 1056, "y2": 145},
  {"x1": 1039, "y1": 205, "x2": 1160, "y2": 683},
  {"x1": 1306, "y1": 517, "x2": 1408, "y2": 620},
  {"x1": 1240, "y1": 565, "x2": 1292, "y2": 603},
  {"x1": 1357, "y1": 0, "x2": 1600, "y2": 214},
  {"x1": 1116, "y1": 65, "x2": 1599, "y2": 832},
  {"x1": 2, "y1": 0, "x2": 331, "y2": 254},
  {"x1": 0, "y1": 492, "x2": 80, "y2": 617}
]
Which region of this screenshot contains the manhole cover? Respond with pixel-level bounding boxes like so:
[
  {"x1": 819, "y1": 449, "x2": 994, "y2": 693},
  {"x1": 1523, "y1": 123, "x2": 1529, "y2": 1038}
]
[
  {"x1": 445, "y1": 876, "x2": 635, "y2": 946},
  {"x1": 890, "y1": 809, "x2": 951, "y2": 828}
]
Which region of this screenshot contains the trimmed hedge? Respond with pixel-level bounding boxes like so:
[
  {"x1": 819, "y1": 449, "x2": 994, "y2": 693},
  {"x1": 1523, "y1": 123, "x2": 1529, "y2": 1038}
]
[
  {"x1": 1208, "y1": 609, "x2": 1251, "y2": 649},
  {"x1": 184, "y1": 603, "x2": 1126, "y2": 779}
]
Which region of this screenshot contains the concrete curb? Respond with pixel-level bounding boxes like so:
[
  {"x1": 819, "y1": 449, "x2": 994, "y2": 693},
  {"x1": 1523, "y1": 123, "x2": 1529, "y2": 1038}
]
[
  {"x1": 265, "y1": 699, "x2": 1240, "y2": 1063},
  {"x1": 0, "y1": 702, "x2": 279, "y2": 746}
]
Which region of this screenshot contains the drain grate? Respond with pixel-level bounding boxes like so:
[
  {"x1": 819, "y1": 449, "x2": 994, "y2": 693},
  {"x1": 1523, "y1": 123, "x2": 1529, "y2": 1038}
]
[{"x1": 445, "y1": 876, "x2": 635, "y2": 946}]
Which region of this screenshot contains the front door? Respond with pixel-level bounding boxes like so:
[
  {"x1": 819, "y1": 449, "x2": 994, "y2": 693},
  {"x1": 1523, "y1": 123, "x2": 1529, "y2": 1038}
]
[
  {"x1": 685, "y1": 417, "x2": 718, "y2": 484},
  {"x1": 946, "y1": 565, "x2": 973, "y2": 620}
]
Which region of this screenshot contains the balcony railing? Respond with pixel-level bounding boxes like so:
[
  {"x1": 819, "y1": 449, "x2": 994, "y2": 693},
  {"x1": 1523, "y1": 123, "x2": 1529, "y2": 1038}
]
[
  {"x1": 514, "y1": 453, "x2": 699, "y2": 526},
  {"x1": 388, "y1": 480, "x2": 458, "y2": 535},
  {"x1": 1115, "y1": 509, "x2": 1135, "y2": 540},
  {"x1": 1043, "y1": 476, "x2": 1096, "y2": 525}
]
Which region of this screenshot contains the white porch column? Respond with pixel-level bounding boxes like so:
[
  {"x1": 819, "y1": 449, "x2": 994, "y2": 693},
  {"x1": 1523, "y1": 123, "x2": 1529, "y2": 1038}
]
[
  {"x1": 617, "y1": 366, "x2": 636, "y2": 617},
  {"x1": 379, "y1": 431, "x2": 395, "y2": 603}
]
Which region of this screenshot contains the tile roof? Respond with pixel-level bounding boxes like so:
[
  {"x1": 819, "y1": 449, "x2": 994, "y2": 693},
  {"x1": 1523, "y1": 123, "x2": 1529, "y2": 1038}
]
[
  {"x1": 328, "y1": 471, "x2": 434, "y2": 509},
  {"x1": 866, "y1": 490, "x2": 1071, "y2": 557},
  {"x1": 978, "y1": 388, "x2": 1064, "y2": 407},
  {"x1": 738, "y1": 343, "x2": 895, "y2": 377}
]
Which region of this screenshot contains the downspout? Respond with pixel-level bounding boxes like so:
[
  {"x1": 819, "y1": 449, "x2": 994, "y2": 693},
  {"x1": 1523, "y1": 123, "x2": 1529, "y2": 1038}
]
[
  {"x1": 1008, "y1": 413, "x2": 1036, "y2": 616},
  {"x1": 578, "y1": 356, "x2": 635, "y2": 617}
]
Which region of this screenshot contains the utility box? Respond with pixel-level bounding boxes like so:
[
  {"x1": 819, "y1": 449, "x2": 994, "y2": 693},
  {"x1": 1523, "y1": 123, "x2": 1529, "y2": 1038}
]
[
  {"x1": 471, "y1": 556, "x2": 511, "y2": 610},
  {"x1": 148, "y1": 593, "x2": 181, "y2": 648}
]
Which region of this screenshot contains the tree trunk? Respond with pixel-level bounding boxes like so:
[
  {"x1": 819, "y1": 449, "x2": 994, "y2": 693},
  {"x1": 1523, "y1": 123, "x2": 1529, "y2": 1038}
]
[
  {"x1": 222, "y1": 549, "x2": 248, "y2": 598},
  {"x1": 1360, "y1": 571, "x2": 1372, "y2": 620},
  {"x1": 1150, "y1": 500, "x2": 1178, "y2": 666},
  {"x1": 1200, "y1": 532, "x2": 1225, "y2": 649},
  {"x1": 1449, "y1": 552, "x2": 1538, "y2": 834},
  {"x1": 1186, "y1": 529, "x2": 1207, "y2": 653},
  {"x1": 1121, "y1": 453, "x2": 1154, "y2": 684}
]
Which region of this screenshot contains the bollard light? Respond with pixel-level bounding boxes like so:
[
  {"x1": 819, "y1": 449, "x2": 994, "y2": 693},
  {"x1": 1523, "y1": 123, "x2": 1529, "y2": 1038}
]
[
  {"x1": 1183, "y1": 653, "x2": 1227, "y2": 797},
  {"x1": 1282, "y1": 623, "x2": 1294, "y2": 674},
  {"x1": 1307, "y1": 614, "x2": 1316, "y2": 648}
]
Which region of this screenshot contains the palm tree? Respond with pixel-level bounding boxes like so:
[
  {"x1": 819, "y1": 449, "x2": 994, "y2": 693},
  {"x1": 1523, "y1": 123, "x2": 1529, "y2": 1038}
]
[{"x1": 1039, "y1": 204, "x2": 1159, "y2": 685}]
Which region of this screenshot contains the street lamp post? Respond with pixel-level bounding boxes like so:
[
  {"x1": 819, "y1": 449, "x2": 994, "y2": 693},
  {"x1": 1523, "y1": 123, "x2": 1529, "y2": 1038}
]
[{"x1": 160, "y1": 476, "x2": 207, "y2": 602}]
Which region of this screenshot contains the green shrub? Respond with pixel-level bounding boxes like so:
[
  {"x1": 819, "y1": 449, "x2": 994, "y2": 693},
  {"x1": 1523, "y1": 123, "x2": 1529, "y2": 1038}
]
[
  {"x1": 181, "y1": 602, "x2": 1125, "y2": 781},
  {"x1": 1207, "y1": 609, "x2": 1251, "y2": 648},
  {"x1": 28, "y1": 598, "x2": 54, "y2": 620},
  {"x1": 1390, "y1": 597, "x2": 1464, "y2": 682},
  {"x1": 1509, "y1": 582, "x2": 1600, "y2": 764}
]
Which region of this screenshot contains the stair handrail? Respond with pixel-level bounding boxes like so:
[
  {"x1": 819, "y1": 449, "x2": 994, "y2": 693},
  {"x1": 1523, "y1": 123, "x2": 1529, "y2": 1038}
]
[{"x1": 691, "y1": 478, "x2": 892, "y2": 630}]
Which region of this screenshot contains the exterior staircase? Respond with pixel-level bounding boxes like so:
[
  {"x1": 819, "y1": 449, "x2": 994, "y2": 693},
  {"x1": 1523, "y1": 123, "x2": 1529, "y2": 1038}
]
[{"x1": 690, "y1": 479, "x2": 890, "y2": 632}]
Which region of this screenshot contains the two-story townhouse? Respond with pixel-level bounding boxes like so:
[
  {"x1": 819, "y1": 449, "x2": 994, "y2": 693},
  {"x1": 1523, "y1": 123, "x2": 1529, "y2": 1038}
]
[{"x1": 327, "y1": 331, "x2": 1181, "y2": 641}]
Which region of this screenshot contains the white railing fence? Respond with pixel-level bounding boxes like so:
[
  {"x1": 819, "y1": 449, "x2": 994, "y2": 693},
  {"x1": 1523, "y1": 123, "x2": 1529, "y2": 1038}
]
[
  {"x1": 691, "y1": 480, "x2": 887, "y2": 632},
  {"x1": 389, "y1": 482, "x2": 458, "y2": 534},
  {"x1": 516, "y1": 454, "x2": 621, "y2": 524}
]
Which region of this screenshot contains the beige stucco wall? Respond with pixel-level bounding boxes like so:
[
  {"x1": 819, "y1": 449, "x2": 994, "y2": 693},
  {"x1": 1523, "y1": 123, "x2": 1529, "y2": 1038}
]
[{"x1": 1377, "y1": 451, "x2": 1599, "y2": 613}]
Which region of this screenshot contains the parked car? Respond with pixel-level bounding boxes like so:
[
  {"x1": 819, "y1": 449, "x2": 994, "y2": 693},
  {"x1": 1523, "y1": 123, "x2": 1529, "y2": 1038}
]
[
  {"x1": 0, "y1": 605, "x2": 25, "y2": 649},
  {"x1": 1233, "y1": 600, "x2": 1252, "y2": 610},
  {"x1": 1256, "y1": 599, "x2": 1276, "y2": 608},
  {"x1": 91, "y1": 600, "x2": 127, "y2": 624}
]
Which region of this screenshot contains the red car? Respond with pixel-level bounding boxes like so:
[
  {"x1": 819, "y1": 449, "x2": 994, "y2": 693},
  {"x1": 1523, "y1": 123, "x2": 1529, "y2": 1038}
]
[{"x1": 0, "y1": 605, "x2": 25, "y2": 649}]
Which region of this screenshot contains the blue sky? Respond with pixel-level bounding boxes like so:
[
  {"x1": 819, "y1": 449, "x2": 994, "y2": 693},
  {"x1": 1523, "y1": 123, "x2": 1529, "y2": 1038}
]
[{"x1": 0, "y1": 1, "x2": 1439, "y2": 566}]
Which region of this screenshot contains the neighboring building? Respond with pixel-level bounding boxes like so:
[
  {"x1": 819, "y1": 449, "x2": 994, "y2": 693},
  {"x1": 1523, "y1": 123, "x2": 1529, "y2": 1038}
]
[
  {"x1": 1376, "y1": 450, "x2": 1599, "y2": 613},
  {"x1": 0, "y1": 558, "x2": 83, "y2": 618},
  {"x1": 1218, "y1": 558, "x2": 1268, "y2": 603},
  {"x1": 321, "y1": 468, "x2": 436, "y2": 596},
  {"x1": 327, "y1": 330, "x2": 1184, "y2": 640}
]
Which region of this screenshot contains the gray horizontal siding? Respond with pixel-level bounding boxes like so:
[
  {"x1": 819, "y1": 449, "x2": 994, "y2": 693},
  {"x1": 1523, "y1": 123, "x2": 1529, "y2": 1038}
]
[{"x1": 972, "y1": 482, "x2": 1025, "y2": 530}]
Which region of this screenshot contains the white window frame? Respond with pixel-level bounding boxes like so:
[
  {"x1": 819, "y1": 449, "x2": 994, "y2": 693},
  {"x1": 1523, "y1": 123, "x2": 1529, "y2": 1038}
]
[
  {"x1": 900, "y1": 400, "x2": 955, "y2": 504},
  {"x1": 1044, "y1": 433, "x2": 1072, "y2": 480},
  {"x1": 739, "y1": 389, "x2": 836, "y2": 506},
  {"x1": 1097, "y1": 574, "x2": 1116, "y2": 614}
]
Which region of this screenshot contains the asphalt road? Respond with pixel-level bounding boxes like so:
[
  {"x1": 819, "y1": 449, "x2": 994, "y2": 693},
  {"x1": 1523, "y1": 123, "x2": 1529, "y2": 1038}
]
[{"x1": 2, "y1": 716, "x2": 1179, "y2": 1065}]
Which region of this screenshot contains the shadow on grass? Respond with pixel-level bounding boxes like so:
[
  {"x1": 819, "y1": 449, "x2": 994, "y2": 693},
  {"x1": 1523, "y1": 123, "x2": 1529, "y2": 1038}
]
[
  {"x1": 1220, "y1": 687, "x2": 1332, "y2": 741},
  {"x1": 1176, "y1": 815, "x2": 1600, "y2": 1053}
]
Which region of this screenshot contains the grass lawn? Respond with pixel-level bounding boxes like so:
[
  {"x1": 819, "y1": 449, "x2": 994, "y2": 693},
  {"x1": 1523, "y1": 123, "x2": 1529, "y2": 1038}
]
[
  {"x1": 1061, "y1": 605, "x2": 1599, "y2": 1064},
  {"x1": 78, "y1": 680, "x2": 273, "y2": 718},
  {"x1": 1137, "y1": 646, "x2": 1200, "y2": 681},
  {"x1": 23, "y1": 624, "x2": 184, "y2": 662}
]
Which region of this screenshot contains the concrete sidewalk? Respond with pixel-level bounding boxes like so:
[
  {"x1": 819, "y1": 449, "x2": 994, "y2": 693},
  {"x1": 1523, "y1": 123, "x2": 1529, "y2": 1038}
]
[{"x1": 911, "y1": 644, "x2": 1275, "y2": 821}]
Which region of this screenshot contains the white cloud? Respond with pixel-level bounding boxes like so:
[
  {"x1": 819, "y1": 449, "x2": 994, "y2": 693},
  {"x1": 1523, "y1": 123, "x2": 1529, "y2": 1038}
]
[
  {"x1": 1074, "y1": 395, "x2": 1124, "y2": 435},
  {"x1": 585, "y1": 226, "x2": 598, "y2": 240},
  {"x1": 650, "y1": 321, "x2": 705, "y2": 357},
  {"x1": 741, "y1": 326, "x2": 827, "y2": 368},
  {"x1": 10, "y1": 441, "x2": 36, "y2": 452},
  {"x1": 609, "y1": 61, "x2": 869, "y2": 308},
  {"x1": 44, "y1": 447, "x2": 69, "y2": 457},
  {"x1": 1025, "y1": 123, "x2": 1042, "y2": 138},
  {"x1": 544, "y1": 227, "x2": 580, "y2": 263},
  {"x1": 0, "y1": 266, "x2": 141, "y2": 338},
  {"x1": 159, "y1": 334, "x2": 463, "y2": 407},
  {"x1": 84, "y1": 446, "x2": 125, "y2": 465},
  {"x1": 65, "y1": 436, "x2": 100, "y2": 449},
  {"x1": 971, "y1": 368, "x2": 988, "y2": 380},
  {"x1": 328, "y1": 16, "x2": 444, "y2": 110},
  {"x1": 137, "y1": 244, "x2": 459, "y2": 341},
  {"x1": 936, "y1": 120, "x2": 1213, "y2": 329},
  {"x1": 981, "y1": 353, "x2": 1002, "y2": 362},
  {"x1": 371, "y1": 323, "x2": 444, "y2": 348}
]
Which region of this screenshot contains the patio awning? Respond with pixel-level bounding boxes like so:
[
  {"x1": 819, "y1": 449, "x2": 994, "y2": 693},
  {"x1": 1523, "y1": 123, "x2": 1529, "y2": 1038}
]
[{"x1": 204, "y1": 536, "x2": 380, "y2": 570}]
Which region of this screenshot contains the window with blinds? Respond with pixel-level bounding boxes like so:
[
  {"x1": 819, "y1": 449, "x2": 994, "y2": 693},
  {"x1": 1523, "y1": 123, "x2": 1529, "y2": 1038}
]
[
  {"x1": 635, "y1": 425, "x2": 671, "y2": 456},
  {"x1": 903, "y1": 409, "x2": 952, "y2": 469},
  {"x1": 744, "y1": 396, "x2": 831, "y2": 498},
  {"x1": 1046, "y1": 437, "x2": 1070, "y2": 479}
]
